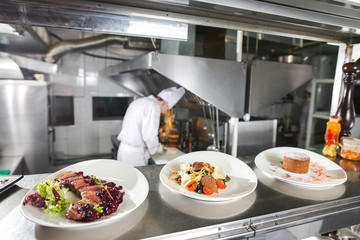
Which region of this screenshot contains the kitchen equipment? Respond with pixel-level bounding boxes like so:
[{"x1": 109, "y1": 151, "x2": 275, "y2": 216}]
[
  {"x1": 0, "y1": 80, "x2": 48, "y2": 174},
  {"x1": 104, "y1": 51, "x2": 247, "y2": 118},
  {"x1": 227, "y1": 119, "x2": 277, "y2": 157},
  {"x1": 278, "y1": 55, "x2": 302, "y2": 63}
]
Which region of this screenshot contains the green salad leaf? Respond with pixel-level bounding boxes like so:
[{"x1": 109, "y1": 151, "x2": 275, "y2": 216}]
[{"x1": 36, "y1": 179, "x2": 70, "y2": 214}]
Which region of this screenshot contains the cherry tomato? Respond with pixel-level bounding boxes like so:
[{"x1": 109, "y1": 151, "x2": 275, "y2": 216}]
[
  {"x1": 186, "y1": 181, "x2": 198, "y2": 191},
  {"x1": 204, "y1": 162, "x2": 214, "y2": 170},
  {"x1": 216, "y1": 179, "x2": 227, "y2": 189},
  {"x1": 203, "y1": 185, "x2": 214, "y2": 195}
]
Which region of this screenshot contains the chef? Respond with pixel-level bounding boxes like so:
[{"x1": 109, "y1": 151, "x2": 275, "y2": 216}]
[
  {"x1": 294, "y1": 81, "x2": 312, "y2": 148},
  {"x1": 117, "y1": 87, "x2": 185, "y2": 166}
]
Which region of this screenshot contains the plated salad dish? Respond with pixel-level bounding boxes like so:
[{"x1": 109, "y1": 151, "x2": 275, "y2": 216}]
[
  {"x1": 21, "y1": 160, "x2": 149, "y2": 228},
  {"x1": 169, "y1": 161, "x2": 230, "y2": 195},
  {"x1": 23, "y1": 170, "x2": 125, "y2": 222}
]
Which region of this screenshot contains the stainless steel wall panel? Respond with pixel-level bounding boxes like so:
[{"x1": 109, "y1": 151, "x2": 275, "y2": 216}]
[
  {"x1": 228, "y1": 119, "x2": 277, "y2": 157},
  {"x1": 0, "y1": 80, "x2": 49, "y2": 174}
]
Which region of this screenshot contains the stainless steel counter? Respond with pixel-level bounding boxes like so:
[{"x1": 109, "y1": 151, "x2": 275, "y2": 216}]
[{"x1": 1, "y1": 156, "x2": 360, "y2": 240}]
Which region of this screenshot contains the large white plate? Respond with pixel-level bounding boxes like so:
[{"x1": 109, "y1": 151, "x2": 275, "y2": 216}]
[
  {"x1": 255, "y1": 147, "x2": 347, "y2": 188},
  {"x1": 159, "y1": 151, "x2": 258, "y2": 202},
  {"x1": 20, "y1": 159, "x2": 149, "y2": 228}
]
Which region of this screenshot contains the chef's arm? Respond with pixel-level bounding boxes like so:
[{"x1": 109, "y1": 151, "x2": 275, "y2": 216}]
[{"x1": 142, "y1": 104, "x2": 162, "y2": 155}]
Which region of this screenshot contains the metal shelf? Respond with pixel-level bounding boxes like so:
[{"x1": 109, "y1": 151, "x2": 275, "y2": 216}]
[
  {"x1": 312, "y1": 111, "x2": 331, "y2": 120},
  {"x1": 305, "y1": 79, "x2": 334, "y2": 149}
]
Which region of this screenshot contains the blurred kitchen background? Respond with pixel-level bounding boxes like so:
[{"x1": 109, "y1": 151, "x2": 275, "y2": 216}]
[{"x1": 1, "y1": 1, "x2": 360, "y2": 174}]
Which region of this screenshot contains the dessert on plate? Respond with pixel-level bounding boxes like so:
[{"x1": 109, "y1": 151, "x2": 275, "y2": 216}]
[{"x1": 283, "y1": 152, "x2": 310, "y2": 174}]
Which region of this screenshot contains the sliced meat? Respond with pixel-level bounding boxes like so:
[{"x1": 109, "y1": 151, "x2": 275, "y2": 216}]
[
  {"x1": 58, "y1": 171, "x2": 79, "y2": 181},
  {"x1": 66, "y1": 205, "x2": 85, "y2": 220},
  {"x1": 66, "y1": 200, "x2": 98, "y2": 221},
  {"x1": 170, "y1": 172, "x2": 181, "y2": 181},
  {"x1": 201, "y1": 175, "x2": 218, "y2": 193},
  {"x1": 66, "y1": 175, "x2": 85, "y2": 183},
  {"x1": 80, "y1": 191, "x2": 101, "y2": 203},
  {"x1": 225, "y1": 175, "x2": 231, "y2": 182},
  {"x1": 79, "y1": 185, "x2": 104, "y2": 193},
  {"x1": 192, "y1": 161, "x2": 205, "y2": 171},
  {"x1": 72, "y1": 179, "x2": 90, "y2": 192}
]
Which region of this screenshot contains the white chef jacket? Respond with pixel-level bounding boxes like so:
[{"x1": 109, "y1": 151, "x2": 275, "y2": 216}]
[{"x1": 117, "y1": 95, "x2": 161, "y2": 166}]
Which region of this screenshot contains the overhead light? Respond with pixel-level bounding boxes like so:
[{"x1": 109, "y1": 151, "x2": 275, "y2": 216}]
[
  {"x1": 0, "y1": 23, "x2": 19, "y2": 36},
  {"x1": 347, "y1": 0, "x2": 360, "y2": 3},
  {"x1": 326, "y1": 42, "x2": 342, "y2": 46}
]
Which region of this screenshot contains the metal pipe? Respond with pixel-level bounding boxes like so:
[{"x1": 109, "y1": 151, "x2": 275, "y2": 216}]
[
  {"x1": 231, "y1": 30, "x2": 243, "y2": 157},
  {"x1": 44, "y1": 34, "x2": 128, "y2": 63},
  {"x1": 216, "y1": 107, "x2": 220, "y2": 150}
]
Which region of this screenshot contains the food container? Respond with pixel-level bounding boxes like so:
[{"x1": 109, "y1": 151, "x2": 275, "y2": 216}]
[{"x1": 339, "y1": 137, "x2": 360, "y2": 161}]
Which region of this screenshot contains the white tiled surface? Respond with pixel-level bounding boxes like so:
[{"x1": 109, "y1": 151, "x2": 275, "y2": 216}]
[{"x1": 51, "y1": 50, "x2": 132, "y2": 157}]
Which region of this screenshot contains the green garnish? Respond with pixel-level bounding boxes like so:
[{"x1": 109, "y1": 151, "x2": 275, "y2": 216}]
[
  {"x1": 93, "y1": 204, "x2": 104, "y2": 213},
  {"x1": 80, "y1": 198, "x2": 104, "y2": 213},
  {"x1": 91, "y1": 176, "x2": 114, "y2": 200},
  {"x1": 36, "y1": 179, "x2": 70, "y2": 214}
]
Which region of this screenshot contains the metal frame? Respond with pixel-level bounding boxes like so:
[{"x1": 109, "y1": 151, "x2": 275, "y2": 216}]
[{"x1": 0, "y1": 0, "x2": 359, "y2": 43}]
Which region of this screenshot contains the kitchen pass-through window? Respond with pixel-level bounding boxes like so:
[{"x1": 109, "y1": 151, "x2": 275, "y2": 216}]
[{"x1": 92, "y1": 96, "x2": 133, "y2": 120}]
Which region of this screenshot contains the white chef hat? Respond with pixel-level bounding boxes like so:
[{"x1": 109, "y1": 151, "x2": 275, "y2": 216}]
[{"x1": 157, "y1": 87, "x2": 185, "y2": 109}]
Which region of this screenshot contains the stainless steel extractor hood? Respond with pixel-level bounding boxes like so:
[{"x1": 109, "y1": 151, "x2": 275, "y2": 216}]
[
  {"x1": 249, "y1": 60, "x2": 314, "y2": 115},
  {"x1": 0, "y1": 56, "x2": 24, "y2": 79},
  {"x1": 104, "y1": 51, "x2": 247, "y2": 118},
  {"x1": 0, "y1": 52, "x2": 58, "y2": 79}
]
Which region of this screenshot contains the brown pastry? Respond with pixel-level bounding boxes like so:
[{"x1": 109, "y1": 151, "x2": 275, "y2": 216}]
[{"x1": 283, "y1": 152, "x2": 310, "y2": 174}]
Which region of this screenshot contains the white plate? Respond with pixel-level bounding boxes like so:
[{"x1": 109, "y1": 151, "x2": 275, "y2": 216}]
[
  {"x1": 159, "y1": 151, "x2": 258, "y2": 202},
  {"x1": 20, "y1": 159, "x2": 149, "y2": 228},
  {"x1": 159, "y1": 184, "x2": 256, "y2": 219},
  {"x1": 254, "y1": 167, "x2": 346, "y2": 201},
  {"x1": 0, "y1": 175, "x2": 23, "y2": 194},
  {"x1": 255, "y1": 147, "x2": 347, "y2": 188}
]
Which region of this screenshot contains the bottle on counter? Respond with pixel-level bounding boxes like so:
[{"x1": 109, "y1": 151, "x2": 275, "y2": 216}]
[
  {"x1": 334, "y1": 61, "x2": 360, "y2": 138},
  {"x1": 322, "y1": 115, "x2": 341, "y2": 157},
  {"x1": 188, "y1": 134, "x2": 193, "y2": 153}
]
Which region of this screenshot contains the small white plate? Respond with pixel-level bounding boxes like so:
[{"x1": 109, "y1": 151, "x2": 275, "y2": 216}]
[
  {"x1": 0, "y1": 175, "x2": 23, "y2": 194},
  {"x1": 159, "y1": 151, "x2": 258, "y2": 202},
  {"x1": 21, "y1": 159, "x2": 149, "y2": 228},
  {"x1": 255, "y1": 147, "x2": 347, "y2": 188}
]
